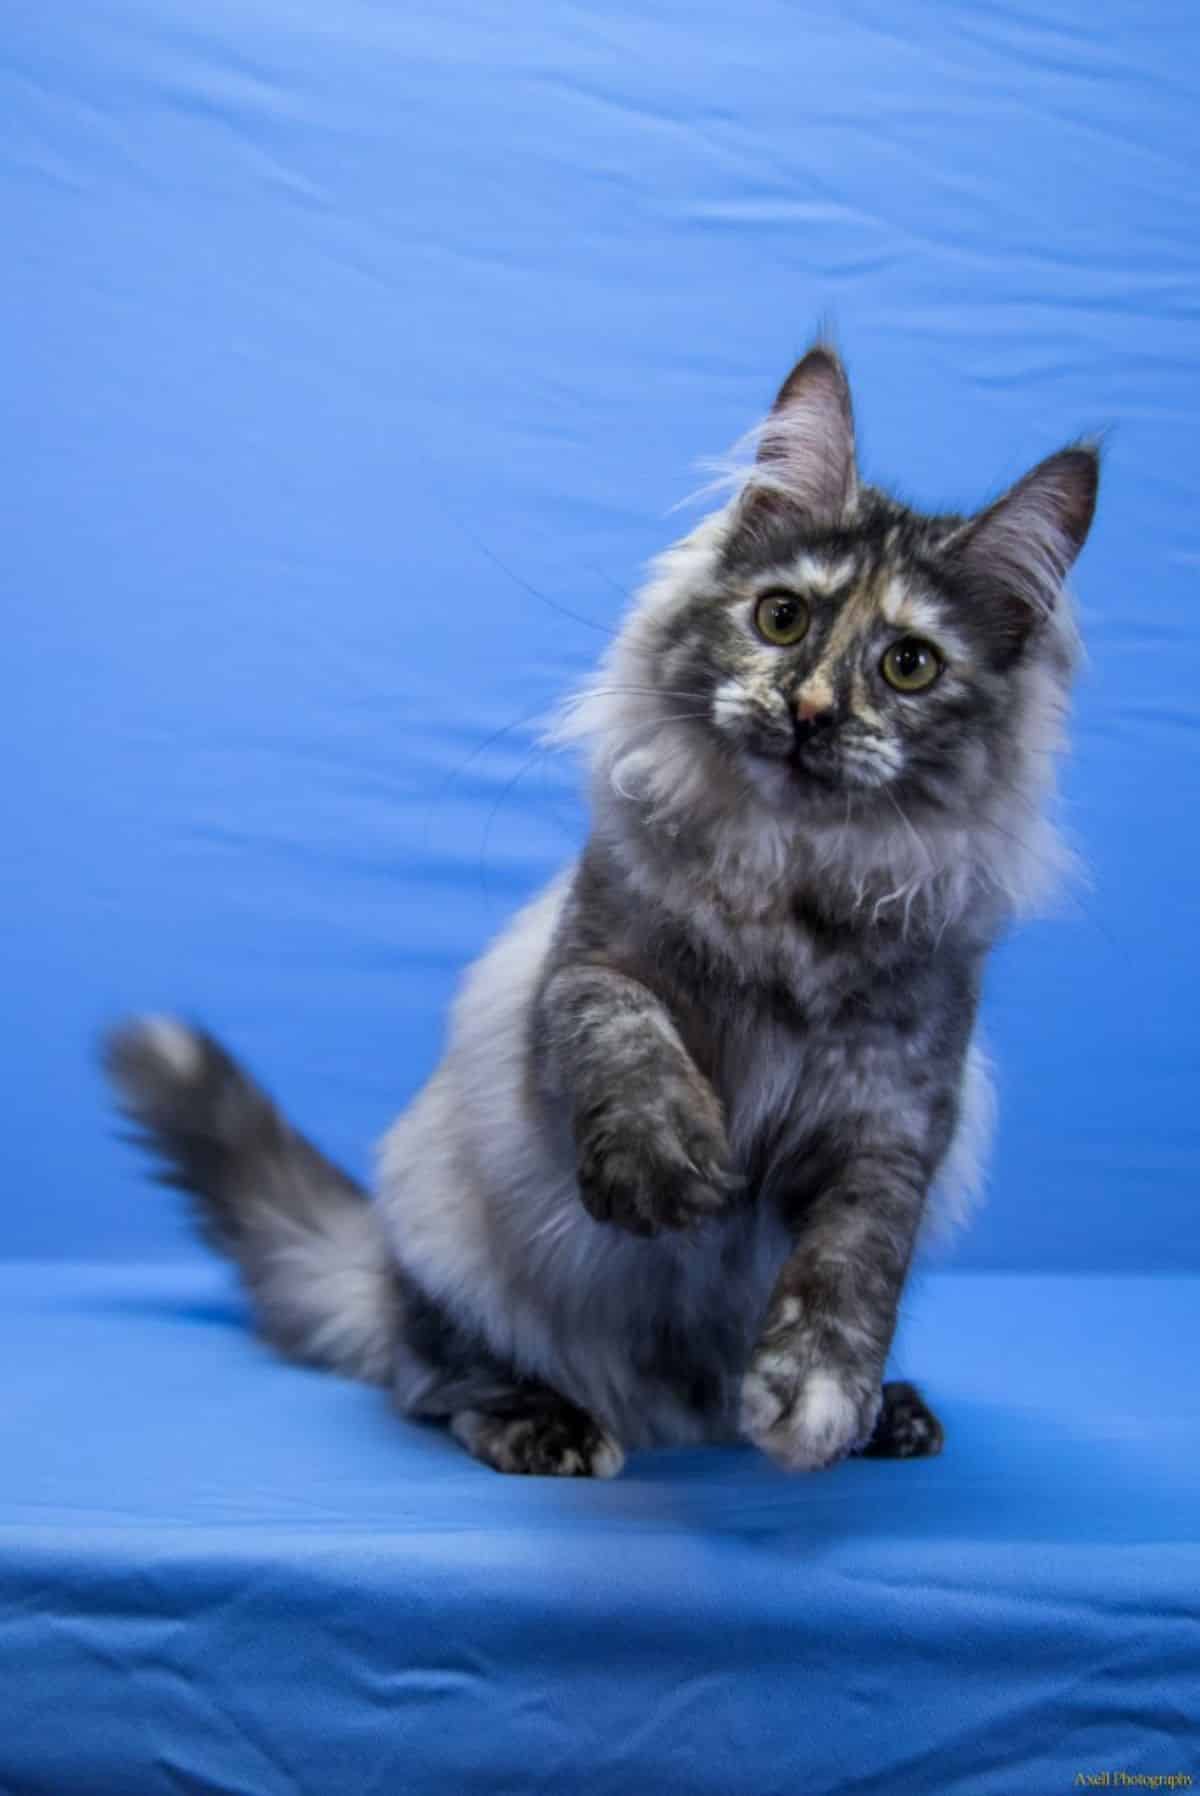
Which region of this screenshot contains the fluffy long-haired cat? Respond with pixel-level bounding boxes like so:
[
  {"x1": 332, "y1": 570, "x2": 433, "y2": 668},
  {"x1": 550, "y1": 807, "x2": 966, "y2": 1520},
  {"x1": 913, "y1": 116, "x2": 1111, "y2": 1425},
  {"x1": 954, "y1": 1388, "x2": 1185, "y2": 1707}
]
[{"x1": 104, "y1": 345, "x2": 1098, "y2": 1478}]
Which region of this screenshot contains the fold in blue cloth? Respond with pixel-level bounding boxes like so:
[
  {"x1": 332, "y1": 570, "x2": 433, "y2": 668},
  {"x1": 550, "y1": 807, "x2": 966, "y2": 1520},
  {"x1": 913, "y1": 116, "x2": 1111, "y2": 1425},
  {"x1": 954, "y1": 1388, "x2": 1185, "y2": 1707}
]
[{"x1": 1, "y1": 1264, "x2": 1195, "y2": 1795}]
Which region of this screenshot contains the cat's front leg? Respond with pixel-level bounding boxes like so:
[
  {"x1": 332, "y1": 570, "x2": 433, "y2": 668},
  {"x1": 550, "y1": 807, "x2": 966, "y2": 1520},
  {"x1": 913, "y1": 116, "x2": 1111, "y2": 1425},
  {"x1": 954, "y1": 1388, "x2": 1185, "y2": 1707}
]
[
  {"x1": 538, "y1": 963, "x2": 737, "y2": 1237},
  {"x1": 740, "y1": 1147, "x2": 926, "y2": 1470}
]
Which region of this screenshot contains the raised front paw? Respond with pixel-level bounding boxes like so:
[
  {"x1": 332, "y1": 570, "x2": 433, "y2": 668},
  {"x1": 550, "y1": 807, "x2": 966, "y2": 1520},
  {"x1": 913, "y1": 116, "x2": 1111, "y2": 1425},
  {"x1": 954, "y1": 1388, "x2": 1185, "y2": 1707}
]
[
  {"x1": 575, "y1": 1078, "x2": 737, "y2": 1237},
  {"x1": 740, "y1": 1321, "x2": 882, "y2": 1471}
]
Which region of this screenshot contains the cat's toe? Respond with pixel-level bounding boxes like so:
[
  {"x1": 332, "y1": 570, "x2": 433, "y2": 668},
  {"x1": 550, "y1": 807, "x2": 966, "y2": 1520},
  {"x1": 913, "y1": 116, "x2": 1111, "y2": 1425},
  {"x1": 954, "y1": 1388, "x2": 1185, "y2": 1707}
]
[
  {"x1": 741, "y1": 1349, "x2": 881, "y2": 1472},
  {"x1": 451, "y1": 1408, "x2": 625, "y2": 1478},
  {"x1": 575, "y1": 1104, "x2": 736, "y2": 1237},
  {"x1": 576, "y1": 1138, "x2": 661, "y2": 1234}
]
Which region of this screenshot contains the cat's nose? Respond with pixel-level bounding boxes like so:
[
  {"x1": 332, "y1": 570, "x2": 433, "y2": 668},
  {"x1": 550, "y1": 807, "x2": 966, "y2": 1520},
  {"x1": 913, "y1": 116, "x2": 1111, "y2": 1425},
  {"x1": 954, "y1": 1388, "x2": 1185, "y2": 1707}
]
[{"x1": 792, "y1": 698, "x2": 836, "y2": 743}]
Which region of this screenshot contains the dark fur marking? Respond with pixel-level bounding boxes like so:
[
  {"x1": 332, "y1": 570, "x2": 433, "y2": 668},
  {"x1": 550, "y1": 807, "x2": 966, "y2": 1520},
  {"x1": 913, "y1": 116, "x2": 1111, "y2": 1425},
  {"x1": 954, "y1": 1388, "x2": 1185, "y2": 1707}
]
[{"x1": 859, "y1": 1381, "x2": 945, "y2": 1459}]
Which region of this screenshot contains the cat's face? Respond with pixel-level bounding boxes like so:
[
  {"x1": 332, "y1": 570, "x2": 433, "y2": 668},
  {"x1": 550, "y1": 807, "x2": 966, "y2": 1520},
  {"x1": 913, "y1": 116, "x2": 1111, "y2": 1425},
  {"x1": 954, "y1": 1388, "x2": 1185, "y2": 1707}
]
[
  {"x1": 665, "y1": 502, "x2": 1034, "y2": 815},
  {"x1": 640, "y1": 347, "x2": 1098, "y2": 824}
]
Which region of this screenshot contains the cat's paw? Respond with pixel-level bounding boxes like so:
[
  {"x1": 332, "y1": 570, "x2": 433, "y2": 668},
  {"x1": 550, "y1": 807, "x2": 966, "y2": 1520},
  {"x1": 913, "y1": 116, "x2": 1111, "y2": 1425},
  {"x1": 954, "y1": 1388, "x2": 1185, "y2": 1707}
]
[
  {"x1": 859, "y1": 1380, "x2": 945, "y2": 1459},
  {"x1": 740, "y1": 1330, "x2": 882, "y2": 1471},
  {"x1": 575, "y1": 1079, "x2": 737, "y2": 1237},
  {"x1": 450, "y1": 1407, "x2": 624, "y2": 1478}
]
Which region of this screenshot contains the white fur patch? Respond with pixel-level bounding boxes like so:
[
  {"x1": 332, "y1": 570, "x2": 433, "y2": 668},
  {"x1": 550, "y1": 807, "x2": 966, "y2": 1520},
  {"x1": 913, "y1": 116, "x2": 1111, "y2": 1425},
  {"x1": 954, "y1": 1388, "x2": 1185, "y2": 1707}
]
[
  {"x1": 141, "y1": 1016, "x2": 203, "y2": 1081},
  {"x1": 712, "y1": 677, "x2": 752, "y2": 729},
  {"x1": 739, "y1": 1369, "x2": 786, "y2": 1437},
  {"x1": 880, "y1": 580, "x2": 940, "y2": 636},
  {"x1": 785, "y1": 554, "x2": 857, "y2": 595},
  {"x1": 588, "y1": 1435, "x2": 626, "y2": 1480},
  {"x1": 740, "y1": 1360, "x2": 869, "y2": 1471},
  {"x1": 795, "y1": 1370, "x2": 859, "y2": 1451}
]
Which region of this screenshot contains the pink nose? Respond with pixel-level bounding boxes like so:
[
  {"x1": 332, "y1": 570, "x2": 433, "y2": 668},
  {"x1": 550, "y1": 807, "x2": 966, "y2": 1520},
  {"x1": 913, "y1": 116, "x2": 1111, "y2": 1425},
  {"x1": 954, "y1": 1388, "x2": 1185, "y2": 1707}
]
[{"x1": 795, "y1": 695, "x2": 832, "y2": 724}]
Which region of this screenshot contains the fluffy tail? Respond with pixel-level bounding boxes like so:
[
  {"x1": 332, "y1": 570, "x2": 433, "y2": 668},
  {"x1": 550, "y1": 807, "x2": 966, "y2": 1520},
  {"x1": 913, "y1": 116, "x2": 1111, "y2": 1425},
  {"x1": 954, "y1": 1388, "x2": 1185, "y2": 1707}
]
[{"x1": 103, "y1": 1016, "x2": 397, "y2": 1384}]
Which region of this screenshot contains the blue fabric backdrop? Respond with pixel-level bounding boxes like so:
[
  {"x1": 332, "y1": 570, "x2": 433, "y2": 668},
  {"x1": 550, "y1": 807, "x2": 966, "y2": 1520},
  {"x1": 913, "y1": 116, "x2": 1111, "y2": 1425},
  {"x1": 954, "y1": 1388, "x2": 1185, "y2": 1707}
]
[{"x1": 4, "y1": 0, "x2": 1197, "y2": 1269}]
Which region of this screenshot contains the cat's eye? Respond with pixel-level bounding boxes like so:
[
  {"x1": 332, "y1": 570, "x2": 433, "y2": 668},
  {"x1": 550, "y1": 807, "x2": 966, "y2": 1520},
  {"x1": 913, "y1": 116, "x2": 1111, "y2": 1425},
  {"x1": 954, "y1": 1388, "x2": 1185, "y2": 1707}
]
[
  {"x1": 754, "y1": 590, "x2": 810, "y2": 647},
  {"x1": 881, "y1": 636, "x2": 942, "y2": 693}
]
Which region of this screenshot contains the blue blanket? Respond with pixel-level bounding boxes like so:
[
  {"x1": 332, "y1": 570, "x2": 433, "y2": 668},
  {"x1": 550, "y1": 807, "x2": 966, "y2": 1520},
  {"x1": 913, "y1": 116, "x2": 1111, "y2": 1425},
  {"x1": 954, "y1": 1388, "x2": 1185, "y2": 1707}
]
[{"x1": 3, "y1": 1264, "x2": 1195, "y2": 1794}]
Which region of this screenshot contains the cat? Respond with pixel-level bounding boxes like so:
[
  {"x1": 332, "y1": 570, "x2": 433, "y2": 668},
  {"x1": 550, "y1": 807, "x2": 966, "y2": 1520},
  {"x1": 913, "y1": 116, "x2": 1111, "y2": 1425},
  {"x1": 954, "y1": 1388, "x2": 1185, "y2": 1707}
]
[{"x1": 103, "y1": 344, "x2": 1098, "y2": 1478}]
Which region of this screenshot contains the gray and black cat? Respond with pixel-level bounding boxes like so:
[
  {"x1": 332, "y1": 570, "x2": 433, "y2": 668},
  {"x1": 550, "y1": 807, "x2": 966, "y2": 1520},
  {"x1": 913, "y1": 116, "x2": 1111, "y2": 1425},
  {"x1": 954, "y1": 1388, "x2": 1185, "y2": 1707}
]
[{"x1": 104, "y1": 345, "x2": 1098, "y2": 1477}]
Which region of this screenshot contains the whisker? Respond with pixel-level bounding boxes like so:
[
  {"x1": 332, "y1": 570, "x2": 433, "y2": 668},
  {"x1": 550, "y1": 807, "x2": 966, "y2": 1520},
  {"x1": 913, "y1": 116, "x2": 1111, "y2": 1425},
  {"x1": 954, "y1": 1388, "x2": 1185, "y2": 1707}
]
[
  {"x1": 431, "y1": 665, "x2": 738, "y2": 876},
  {"x1": 608, "y1": 732, "x2": 719, "y2": 808},
  {"x1": 556, "y1": 675, "x2": 758, "y2": 713},
  {"x1": 474, "y1": 711, "x2": 714, "y2": 906},
  {"x1": 422, "y1": 701, "x2": 554, "y2": 859},
  {"x1": 478, "y1": 740, "x2": 558, "y2": 911},
  {"x1": 612, "y1": 710, "x2": 715, "y2": 733},
  {"x1": 579, "y1": 558, "x2": 640, "y2": 610},
  {"x1": 969, "y1": 815, "x2": 1118, "y2": 951},
  {"x1": 882, "y1": 786, "x2": 940, "y2": 880},
  {"x1": 556, "y1": 683, "x2": 716, "y2": 712},
  {"x1": 431, "y1": 494, "x2": 617, "y2": 639}
]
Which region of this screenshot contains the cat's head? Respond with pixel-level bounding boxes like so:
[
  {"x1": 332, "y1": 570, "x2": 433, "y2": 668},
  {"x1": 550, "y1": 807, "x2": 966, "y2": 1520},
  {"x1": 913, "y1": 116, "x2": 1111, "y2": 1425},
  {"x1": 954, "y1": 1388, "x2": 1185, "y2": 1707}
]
[{"x1": 560, "y1": 345, "x2": 1098, "y2": 919}]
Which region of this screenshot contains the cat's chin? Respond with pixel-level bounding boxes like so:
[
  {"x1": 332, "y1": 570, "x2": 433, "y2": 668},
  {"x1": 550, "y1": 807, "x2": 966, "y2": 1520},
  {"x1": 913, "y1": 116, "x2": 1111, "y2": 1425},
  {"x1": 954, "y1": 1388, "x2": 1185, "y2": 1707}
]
[{"x1": 741, "y1": 746, "x2": 869, "y2": 814}]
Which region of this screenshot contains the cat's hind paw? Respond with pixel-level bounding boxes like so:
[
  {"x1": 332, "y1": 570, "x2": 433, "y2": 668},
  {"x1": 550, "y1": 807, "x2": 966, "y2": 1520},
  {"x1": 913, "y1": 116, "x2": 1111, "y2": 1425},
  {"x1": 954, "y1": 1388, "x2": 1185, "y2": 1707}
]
[
  {"x1": 858, "y1": 1380, "x2": 944, "y2": 1459},
  {"x1": 450, "y1": 1405, "x2": 625, "y2": 1479}
]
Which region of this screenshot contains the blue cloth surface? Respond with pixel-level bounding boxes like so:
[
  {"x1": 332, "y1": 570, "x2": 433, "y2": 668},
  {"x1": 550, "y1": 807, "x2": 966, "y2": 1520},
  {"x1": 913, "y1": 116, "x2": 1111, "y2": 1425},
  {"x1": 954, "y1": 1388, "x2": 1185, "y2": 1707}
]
[{"x1": 1, "y1": 1263, "x2": 1195, "y2": 1794}]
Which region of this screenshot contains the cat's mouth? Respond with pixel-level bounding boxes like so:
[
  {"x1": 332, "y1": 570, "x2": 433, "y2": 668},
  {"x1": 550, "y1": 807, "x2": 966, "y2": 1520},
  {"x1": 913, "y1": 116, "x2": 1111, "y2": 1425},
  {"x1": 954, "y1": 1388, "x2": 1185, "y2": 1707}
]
[
  {"x1": 786, "y1": 750, "x2": 843, "y2": 791},
  {"x1": 741, "y1": 739, "x2": 848, "y2": 803},
  {"x1": 742, "y1": 736, "x2": 895, "y2": 800}
]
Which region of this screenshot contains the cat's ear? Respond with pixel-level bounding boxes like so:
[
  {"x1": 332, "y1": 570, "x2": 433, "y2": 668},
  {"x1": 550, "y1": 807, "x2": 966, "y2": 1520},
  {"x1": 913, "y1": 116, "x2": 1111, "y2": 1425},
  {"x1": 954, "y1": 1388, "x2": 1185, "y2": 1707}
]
[
  {"x1": 940, "y1": 445, "x2": 1099, "y2": 655},
  {"x1": 737, "y1": 346, "x2": 859, "y2": 529}
]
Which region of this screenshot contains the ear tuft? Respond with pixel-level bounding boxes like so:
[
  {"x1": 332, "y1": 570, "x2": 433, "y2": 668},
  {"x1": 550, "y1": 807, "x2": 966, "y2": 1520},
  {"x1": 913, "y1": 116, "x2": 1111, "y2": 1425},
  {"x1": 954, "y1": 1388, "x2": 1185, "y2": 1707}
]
[{"x1": 738, "y1": 344, "x2": 859, "y2": 529}]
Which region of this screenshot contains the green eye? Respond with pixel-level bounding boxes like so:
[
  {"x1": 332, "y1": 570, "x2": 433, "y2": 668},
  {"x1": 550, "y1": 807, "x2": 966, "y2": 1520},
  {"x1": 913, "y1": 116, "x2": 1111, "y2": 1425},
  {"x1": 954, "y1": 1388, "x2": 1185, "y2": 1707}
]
[
  {"x1": 881, "y1": 636, "x2": 942, "y2": 693},
  {"x1": 754, "y1": 590, "x2": 810, "y2": 647}
]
